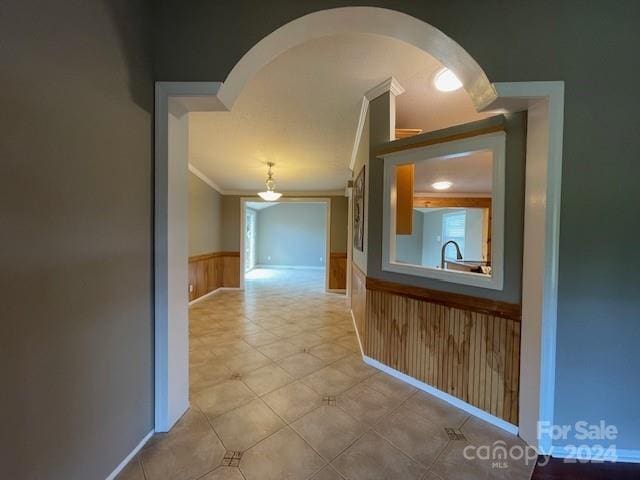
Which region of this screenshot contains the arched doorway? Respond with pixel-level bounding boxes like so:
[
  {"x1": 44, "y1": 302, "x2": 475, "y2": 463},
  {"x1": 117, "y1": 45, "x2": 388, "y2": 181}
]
[{"x1": 154, "y1": 6, "x2": 563, "y2": 454}]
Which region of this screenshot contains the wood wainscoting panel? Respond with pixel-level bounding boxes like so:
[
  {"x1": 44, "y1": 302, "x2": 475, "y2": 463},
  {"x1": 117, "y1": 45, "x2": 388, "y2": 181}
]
[
  {"x1": 363, "y1": 285, "x2": 520, "y2": 425},
  {"x1": 188, "y1": 251, "x2": 240, "y2": 301},
  {"x1": 329, "y1": 252, "x2": 347, "y2": 290},
  {"x1": 222, "y1": 252, "x2": 240, "y2": 288},
  {"x1": 350, "y1": 262, "x2": 367, "y2": 342}
]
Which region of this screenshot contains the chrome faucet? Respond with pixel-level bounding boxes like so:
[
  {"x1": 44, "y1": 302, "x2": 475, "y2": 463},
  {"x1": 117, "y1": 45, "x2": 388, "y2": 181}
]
[{"x1": 441, "y1": 240, "x2": 463, "y2": 269}]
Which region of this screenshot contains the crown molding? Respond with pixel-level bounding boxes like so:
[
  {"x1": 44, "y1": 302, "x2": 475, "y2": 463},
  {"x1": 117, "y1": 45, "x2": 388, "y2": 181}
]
[
  {"x1": 364, "y1": 76, "x2": 405, "y2": 101},
  {"x1": 188, "y1": 163, "x2": 224, "y2": 194},
  {"x1": 349, "y1": 77, "x2": 405, "y2": 172}
]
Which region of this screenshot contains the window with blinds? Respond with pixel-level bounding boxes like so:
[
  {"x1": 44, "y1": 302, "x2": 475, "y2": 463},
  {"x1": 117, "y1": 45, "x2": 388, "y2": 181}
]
[{"x1": 442, "y1": 211, "x2": 466, "y2": 259}]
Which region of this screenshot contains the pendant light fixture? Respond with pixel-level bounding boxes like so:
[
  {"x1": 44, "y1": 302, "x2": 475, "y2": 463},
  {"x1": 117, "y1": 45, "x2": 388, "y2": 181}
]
[{"x1": 257, "y1": 162, "x2": 282, "y2": 201}]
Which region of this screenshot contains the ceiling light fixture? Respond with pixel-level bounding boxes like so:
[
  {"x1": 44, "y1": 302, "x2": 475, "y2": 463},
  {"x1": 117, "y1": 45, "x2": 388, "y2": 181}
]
[
  {"x1": 434, "y1": 68, "x2": 462, "y2": 92},
  {"x1": 432, "y1": 181, "x2": 453, "y2": 190},
  {"x1": 258, "y1": 162, "x2": 282, "y2": 201}
]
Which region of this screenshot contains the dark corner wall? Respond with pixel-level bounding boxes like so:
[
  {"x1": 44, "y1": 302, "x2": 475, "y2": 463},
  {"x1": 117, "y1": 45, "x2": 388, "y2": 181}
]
[
  {"x1": 1, "y1": 1, "x2": 154, "y2": 478},
  {"x1": 152, "y1": 0, "x2": 640, "y2": 451}
]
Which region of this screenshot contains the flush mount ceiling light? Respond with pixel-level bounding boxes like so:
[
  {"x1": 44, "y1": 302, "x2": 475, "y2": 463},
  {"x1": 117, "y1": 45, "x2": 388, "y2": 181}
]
[
  {"x1": 434, "y1": 68, "x2": 463, "y2": 92},
  {"x1": 432, "y1": 181, "x2": 453, "y2": 190},
  {"x1": 258, "y1": 162, "x2": 282, "y2": 201}
]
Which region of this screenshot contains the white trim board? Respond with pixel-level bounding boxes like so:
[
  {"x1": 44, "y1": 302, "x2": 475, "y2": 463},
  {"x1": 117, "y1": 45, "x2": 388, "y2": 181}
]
[
  {"x1": 254, "y1": 264, "x2": 325, "y2": 270},
  {"x1": 105, "y1": 430, "x2": 153, "y2": 480},
  {"x1": 363, "y1": 356, "x2": 518, "y2": 435},
  {"x1": 188, "y1": 163, "x2": 224, "y2": 193},
  {"x1": 188, "y1": 287, "x2": 222, "y2": 305},
  {"x1": 349, "y1": 309, "x2": 365, "y2": 358},
  {"x1": 349, "y1": 77, "x2": 405, "y2": 171}
]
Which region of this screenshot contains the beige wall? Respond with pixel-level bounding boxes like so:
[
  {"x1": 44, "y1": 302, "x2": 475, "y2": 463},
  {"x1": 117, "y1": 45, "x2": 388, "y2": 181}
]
[
  {"x1": 221, "y1": 195, "x2": 241, "y2": 251},
  {"x1": 1, "y1": 1, "x2": 154, "y2": 478},
  {"x1": 352, "y1": 110, "x2": 371, "y2": 273},
  {"x1": 188, "y1": 172, "x2": 222, "y2": 256}
]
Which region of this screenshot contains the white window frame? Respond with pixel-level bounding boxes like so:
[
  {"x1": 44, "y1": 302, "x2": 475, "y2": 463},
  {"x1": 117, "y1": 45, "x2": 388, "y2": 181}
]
[{"x1": 381, "y1": 131, "x2": 506, "y2": 290}]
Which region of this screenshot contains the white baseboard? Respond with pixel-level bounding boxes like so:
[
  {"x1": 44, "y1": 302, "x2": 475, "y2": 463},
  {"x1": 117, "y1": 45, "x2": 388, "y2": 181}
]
[
  {"x1": 549, "y1": 445, "x2": 640, "y2": 464},
  {"x1": 349, "y1": 309, "x2": 365, "y2": 358},
  {"x1": 105, "y1": 430, "x2": 153, "y2": 480},
  {"x1": 188, "y1": 288, "x2": 221, "y2": 305},
  {"x1": 327, "y1": 288, "x2": 347, "y2": 294},
  {"x1": 362, "y1": 355, "x2": 518, "y2": 436},
  {"x1": 255, "y1": 264, "x2": 324, "y2": 270}
]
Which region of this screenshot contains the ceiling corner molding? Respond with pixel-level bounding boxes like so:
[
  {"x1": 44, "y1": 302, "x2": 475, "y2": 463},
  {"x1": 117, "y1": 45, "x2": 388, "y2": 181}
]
[
  {"x1": 349, "y1": 97, "x2": 370, "y2": 171},
  {"x1": 365, "y1": 76, "x2": 405, "y2": 101},
  {"x1": 188, "y1": 163, "x2": 225, "y2": 194},
  {"x1": 349, "y1": 77, "x2": 406, "y2": 172}
]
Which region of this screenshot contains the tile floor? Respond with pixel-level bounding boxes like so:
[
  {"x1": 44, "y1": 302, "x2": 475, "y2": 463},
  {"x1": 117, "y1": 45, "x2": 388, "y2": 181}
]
[{"x1": 119, "y1": 268, "x2": 536, "y2": 480}]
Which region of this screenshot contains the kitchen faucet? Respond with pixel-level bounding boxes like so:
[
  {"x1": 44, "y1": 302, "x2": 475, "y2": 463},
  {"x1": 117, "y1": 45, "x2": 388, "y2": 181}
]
[{"x1": 440, "y1": 240, "x2": 463, "y2": 269}]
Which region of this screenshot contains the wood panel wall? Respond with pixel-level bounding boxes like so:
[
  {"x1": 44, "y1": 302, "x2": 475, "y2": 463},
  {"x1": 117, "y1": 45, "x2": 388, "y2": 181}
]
[
  {"x1": 188, "y1": 252, "x2": 240, "y2": 302},
  {"x1": 350, "y1": 266, "x2": 521, "y2": 425},
  {"x1": 350, "y1": 263, "x2": 367, "y2": 342},
  {"x1": 329, "y1": 252, "x2": 347, "y2": 291},
  {"x1": 362, "y1": 285, "x2": 520, "y2": 425}
]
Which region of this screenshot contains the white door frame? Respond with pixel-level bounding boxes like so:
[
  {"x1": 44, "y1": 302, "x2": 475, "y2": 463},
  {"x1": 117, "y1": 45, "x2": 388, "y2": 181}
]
[
  {"x1": 239, "y1": 197, "x2": 331, "y2": 291},
  {"x1": 154, "y1": 9, "x2": 563, "y2": 455},
  {"x1": 244, "y1": 207, "x2": 257, "y2": 272}
]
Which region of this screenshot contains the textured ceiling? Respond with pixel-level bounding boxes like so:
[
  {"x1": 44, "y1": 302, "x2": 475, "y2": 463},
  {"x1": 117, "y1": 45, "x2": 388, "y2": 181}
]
[
  {"x1": 189, "y1": 33, "x2": 487, "y2": 192},
  {"x1": 414, "y1": 150, "x2": 493, "y2": 194}
]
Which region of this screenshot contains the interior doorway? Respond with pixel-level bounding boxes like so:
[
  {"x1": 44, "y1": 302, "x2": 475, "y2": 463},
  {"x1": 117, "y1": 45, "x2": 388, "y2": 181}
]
[
  {"x1": 245, "y1": 208, "x2": 256, "y2": 272},
  {"x1": 240, "y1": 198, "x2": 331, "y2": 291},
  {"x1": 154, "y1": 7, "x2": 563, "y2": 454}
]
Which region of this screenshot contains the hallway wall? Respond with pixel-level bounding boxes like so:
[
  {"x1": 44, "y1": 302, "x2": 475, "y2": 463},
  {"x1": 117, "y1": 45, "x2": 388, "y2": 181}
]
[
  {"x1": 1, "y1": 1, "x2": 154, "y2": 478},
  {"x1": 256, "y1": 203, "x2": 327, "y2": 267},
  {"x1": 188, "y1": 172, "x2": 223, "y2": 256},
  {"x1": 153, "y1": 0, "x2": 640, "y2": 452}
]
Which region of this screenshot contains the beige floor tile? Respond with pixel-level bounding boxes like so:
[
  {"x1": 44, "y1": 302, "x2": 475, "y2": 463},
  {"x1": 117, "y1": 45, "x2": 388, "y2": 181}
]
[
  {"x1": 257, "y1": 339, "x2": 303, "y2": 361},
  {"x1": 262, "y1": 381, "x2": 324, "y2": 423},
  {"x1": 243, "y1": 331, "x2": 280, "y2": 347},
  {"x1": 224, "y1": 349, "x2": 272, "y2": 375},
  {"x1": 362, "y1": 372, "x2": 417, "y2": 403},
  {"x1": 240, "y1": 427, "x2": 326, "y2": 480},
  {"x1": 190, "y1": 362, "x2": 232, "y2": 394},
  {"x1": 115, "y1": 458, "x2": 145, "y2": 480},
  {"x1": 211, "y1": 398, "x2": 285, "y2": 451},
  {"x1": 333, "y1": 334, "x2": 361, "y2": 353},
  {"x1": 309, "y1": 342, "x2": 352, "y2": 363},
  {"x1": 278, "y1": 352, "x2": 327, "y2": 378},
  {"x1": 403, "y1": 390, "x2": 469, "y2": 428},
  {"x1": 336, "y1": 383, "x2": 397, "y2": 425},
  {"x1": 193, "y1": 380, "x2": 257, "y2": 420},
  {"x1": 300, "y1": 365, "x2": 360, "y2": 395},
  {"x1": 309, "y1": 465, "x2": 345, "y2": 480},
  {"x1": 291, "y1": 405, "x2": 367, "y2": 460},
  {"x1": 373, "y1": 405, "x2": 450, "y2": 466},
  {"x1": 241, "y1": 363, "x2": 294, "y2": 396},
  {"x1": 141, "y1": 409, "x2": 225, "y2": 480},
  {"x1": 332, "y1": 431, "x2": 427, "y2": 480},
  {"x1": 287, "y1": 332, "x2": 326, "y2": 348},
  {"x1": 330, "y1": 354, "x2": 377, "y2": 381},
  {"x1": 200, "y1": 466, "x2": 246, "y2": 480}
]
